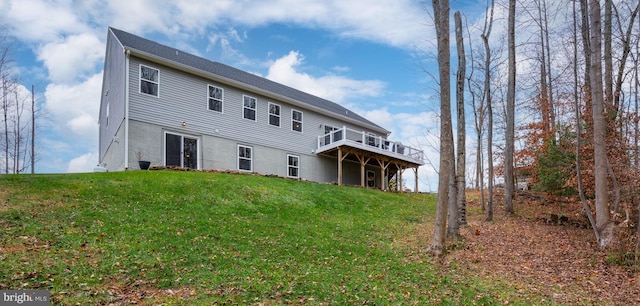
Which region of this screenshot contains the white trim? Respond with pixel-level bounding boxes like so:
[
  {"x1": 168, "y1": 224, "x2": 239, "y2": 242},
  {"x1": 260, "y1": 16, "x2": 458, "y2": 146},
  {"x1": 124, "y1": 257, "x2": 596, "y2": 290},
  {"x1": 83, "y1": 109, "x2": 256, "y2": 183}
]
[
  {"x1": 207, "y1": 84, "x2": 224, "y2": 113},
  {"x1": 139, "y1": 64, "x2": 160, "y2": 97},
  {"x1": 242, "y1": 95, "x2": 257, "y2": 121},
  {"x1": 287, "y1": 154, "x2": 300, "y2": 178},
  {"x1": 291, "y1": 109, "x2": 303, "y2": 133},
  {"x1": 237, "y1": 144, "x2": 253, "y2": 172},
  {"x1": 268, "y1": 102, "x2": 281, "y2": 127}
]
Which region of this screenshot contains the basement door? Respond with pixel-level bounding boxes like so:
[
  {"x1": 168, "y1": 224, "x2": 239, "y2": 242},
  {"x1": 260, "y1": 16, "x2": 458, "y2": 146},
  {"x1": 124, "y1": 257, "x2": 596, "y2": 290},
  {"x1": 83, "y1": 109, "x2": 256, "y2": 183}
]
[{"x1": 165, "y1": 132, "x2": 199, "y2": 169}]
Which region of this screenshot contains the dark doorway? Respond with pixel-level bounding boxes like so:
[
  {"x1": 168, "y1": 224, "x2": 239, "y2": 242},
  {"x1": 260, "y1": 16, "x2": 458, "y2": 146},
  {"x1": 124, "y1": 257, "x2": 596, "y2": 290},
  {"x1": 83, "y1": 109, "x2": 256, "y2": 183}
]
[{"x1": 165, "y1": 133, "x2": 198, "y2": 169}]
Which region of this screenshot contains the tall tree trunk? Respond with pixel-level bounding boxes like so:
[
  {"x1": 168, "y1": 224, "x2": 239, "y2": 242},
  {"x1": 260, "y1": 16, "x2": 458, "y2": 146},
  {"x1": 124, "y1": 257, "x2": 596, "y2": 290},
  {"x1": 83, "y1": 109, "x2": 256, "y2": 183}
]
[
  {"x1": 465, "y1": 16, "x2": 484, "y2": 210},
  {"x1": 14, "y1": 89, "x2": 20, "y2": 173},
  {"x1": 612, "y1": 2, "x2": 640, "y2": 119},
  {"x1": 482, "y1": 0, "x2": 495, "y2": 222},
  {"x1": 429, "y1": 0, "x2": 453, "y2": 256},
  {"x1": 635, "y1": 15, "x2": 639, "y2": 168},
  {"x1": 3, "y1": 77, "x2": 8, "y2": 174},
  {"x1": 504, "y1": 0, "x2": 516, "y2": 215},
  {"x1": 536, "y1": 0, "x2": 552, "y2": 134},
  {"x1": 588, "y1": 0, "x2": 613, "y2": 249},
  {"x1": 603, "y1": 0, "x2": 613, "y2": 108},
  {"x1": 447, "y1": 158, "x2": 459, "y2": 238},
  {"x1": 454, "y1": 11, "x2": 467, "y2": 225},
  {"x1": 31, "y1": 84, "x2": 34, "y2": 174},
  {"x1": 541, "y1": 0, "x2": 556, "y2": 132},
  {"x1": 580, "y1": 0, "x2": 591, "y2": 87},
  {"x1": 574, "y1": 0, "x2": 599, "y2": 241}
]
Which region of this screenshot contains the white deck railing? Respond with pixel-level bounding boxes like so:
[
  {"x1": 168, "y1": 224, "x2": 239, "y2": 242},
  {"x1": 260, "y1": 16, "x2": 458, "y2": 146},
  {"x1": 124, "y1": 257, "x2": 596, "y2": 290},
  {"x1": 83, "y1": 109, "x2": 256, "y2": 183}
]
[{"x1": 317, "y1": 127, "x2": 425, "y2": 164}]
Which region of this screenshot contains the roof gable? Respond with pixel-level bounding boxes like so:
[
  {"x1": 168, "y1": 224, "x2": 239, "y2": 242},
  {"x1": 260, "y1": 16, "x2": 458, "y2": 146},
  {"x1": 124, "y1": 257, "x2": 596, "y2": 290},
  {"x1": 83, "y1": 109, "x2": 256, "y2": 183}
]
[{"x1": 108, "y1": 27, "x2": 389, "y2": 134}]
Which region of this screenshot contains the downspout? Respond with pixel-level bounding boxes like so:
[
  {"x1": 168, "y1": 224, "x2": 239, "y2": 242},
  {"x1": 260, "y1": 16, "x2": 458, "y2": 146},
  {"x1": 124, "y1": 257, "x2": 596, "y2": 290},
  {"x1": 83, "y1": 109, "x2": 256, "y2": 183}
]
[{"x1": 124, "y1": 49, "x2": 131, "y2": 170}]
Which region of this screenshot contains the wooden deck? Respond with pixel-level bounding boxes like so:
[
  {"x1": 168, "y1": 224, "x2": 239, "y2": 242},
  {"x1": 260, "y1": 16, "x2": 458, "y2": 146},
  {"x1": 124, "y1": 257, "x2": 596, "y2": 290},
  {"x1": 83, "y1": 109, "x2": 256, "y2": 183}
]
[{"x1": 316, "y1": 127, "x2": 424, "y2": 192}]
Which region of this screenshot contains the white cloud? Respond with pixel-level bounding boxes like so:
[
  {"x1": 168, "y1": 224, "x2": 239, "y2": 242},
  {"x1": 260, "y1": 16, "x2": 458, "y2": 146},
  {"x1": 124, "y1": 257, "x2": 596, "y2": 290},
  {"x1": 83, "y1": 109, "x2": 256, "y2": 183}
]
[
  {"x1": 43, "y1": 73, "x2": 102, "y2": 142},
  {"x1": 266, "y1": 51, "x2": 385, "y2": 103},
  {"x1": 37, "y1": 33, "x2": 104, "y2": 84},
  {"x1": 67, "y1": 152, "x2": 99, "y2": 173},
  {"x1": 0, "y1": 0, "x2": 89, "y2": 41}
]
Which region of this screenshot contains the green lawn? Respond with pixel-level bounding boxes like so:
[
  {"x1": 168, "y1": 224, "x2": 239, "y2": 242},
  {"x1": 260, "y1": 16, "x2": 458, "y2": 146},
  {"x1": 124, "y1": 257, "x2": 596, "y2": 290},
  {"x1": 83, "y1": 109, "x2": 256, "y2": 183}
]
[{"x1": 0, "y1": 171, "x2": 538, "y2": 305}]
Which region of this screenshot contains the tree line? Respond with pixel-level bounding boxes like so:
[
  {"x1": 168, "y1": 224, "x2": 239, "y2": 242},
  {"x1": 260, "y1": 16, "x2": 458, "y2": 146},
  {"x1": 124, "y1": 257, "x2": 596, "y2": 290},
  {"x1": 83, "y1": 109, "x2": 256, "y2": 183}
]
[
  {"x1": 428, "y1": 0, "x2": 640, "y2": 254},
  {"x1": 0, "y1": 29, "x2": 38, "y2": 174}
]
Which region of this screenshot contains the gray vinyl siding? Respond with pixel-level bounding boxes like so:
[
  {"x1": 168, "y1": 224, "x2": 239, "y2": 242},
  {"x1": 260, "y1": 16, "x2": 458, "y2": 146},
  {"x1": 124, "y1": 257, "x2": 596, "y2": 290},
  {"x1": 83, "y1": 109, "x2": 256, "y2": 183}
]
[
  {"x1": 128, "y1": 120, "x2": 381, "y2": 186},
  {"x1": 99, "y1": 30, "x2": 127, "y2": 162},
  {"x1": 127, "y1": 56, "x2": 385, "y2": 160}
]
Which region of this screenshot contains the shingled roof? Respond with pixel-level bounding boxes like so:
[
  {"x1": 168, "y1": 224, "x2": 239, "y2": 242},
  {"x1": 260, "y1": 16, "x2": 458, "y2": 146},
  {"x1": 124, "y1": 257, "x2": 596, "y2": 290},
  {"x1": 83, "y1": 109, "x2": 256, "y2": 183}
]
[{"x1": 109, "y1": 27, "x2": 389, "y2": 134}]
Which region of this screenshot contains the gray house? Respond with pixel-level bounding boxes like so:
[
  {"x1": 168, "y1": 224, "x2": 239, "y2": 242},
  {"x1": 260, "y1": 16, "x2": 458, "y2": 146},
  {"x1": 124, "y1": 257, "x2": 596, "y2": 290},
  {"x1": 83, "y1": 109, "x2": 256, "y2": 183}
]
[{"x1": 98, "y1": 27, "x2": 424, "y2": 191}]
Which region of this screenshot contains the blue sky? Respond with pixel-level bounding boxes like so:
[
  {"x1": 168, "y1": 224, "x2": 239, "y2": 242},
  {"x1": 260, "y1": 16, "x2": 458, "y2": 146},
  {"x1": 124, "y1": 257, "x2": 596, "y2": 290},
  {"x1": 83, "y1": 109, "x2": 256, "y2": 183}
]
[{"x1": 0, "y1": 0, "x2": 489, "y2": 191}]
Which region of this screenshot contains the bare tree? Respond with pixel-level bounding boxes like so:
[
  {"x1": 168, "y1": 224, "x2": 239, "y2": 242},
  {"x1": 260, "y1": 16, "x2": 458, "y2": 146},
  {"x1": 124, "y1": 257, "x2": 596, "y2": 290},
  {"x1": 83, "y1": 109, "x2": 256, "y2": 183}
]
[
  {"x1": 466, "y1": 16, "x2": 486, "y2": 210},
  {"x1": 2, "y1": 77, "x2": 8, "y2": 174},
  {"x1": 481, "y1": 0, "x2": 496, "y2": 222},
  {"x1": 573, "y1": 0, "x2": 600, "y2": 242},
  {"x1": 504, "y1": 0, "x2": 516, "y2": 215},
  {"x1": 454, "y1": 11, "x2": 468, "y2": 225},
  {"x1": 588, "y1": 0, "x2": 614, "y2": 248},
  {"x1": 429, "y1": 0, "x2": 453, "y2": 256},
  {"x1": 0, "y1": 29, "x2": 34, "y2": 174}
]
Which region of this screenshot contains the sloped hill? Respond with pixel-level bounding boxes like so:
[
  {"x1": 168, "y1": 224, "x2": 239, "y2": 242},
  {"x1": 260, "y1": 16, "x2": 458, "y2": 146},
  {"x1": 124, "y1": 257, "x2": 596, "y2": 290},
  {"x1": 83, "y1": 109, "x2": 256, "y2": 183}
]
[{"x1": 0, "y1": 171, "x2": 557, "y2": 304}]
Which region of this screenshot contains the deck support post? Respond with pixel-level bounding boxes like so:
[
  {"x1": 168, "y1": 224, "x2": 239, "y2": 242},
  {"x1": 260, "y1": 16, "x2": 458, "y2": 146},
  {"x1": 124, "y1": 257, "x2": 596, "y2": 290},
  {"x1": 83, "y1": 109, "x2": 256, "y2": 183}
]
[
  {"x1": 376, "y1": 159, "x2": 390, "y2": 191},
  {"x1": 399, "y1": 167, "x2": 403, "y2": 192},
  {"x1": 338, "y1": 147, "x2": 343, "y2": 186},
  {"x1": 413, "y1": 166, "x2": 419, "y2": 193}
]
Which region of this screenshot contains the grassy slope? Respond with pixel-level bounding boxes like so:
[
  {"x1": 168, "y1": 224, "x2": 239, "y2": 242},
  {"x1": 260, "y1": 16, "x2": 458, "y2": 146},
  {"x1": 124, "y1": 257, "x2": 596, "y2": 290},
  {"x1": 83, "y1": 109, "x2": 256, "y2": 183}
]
[{"x1": 0, "y1": 171, "x2": 539, "y2": 305}]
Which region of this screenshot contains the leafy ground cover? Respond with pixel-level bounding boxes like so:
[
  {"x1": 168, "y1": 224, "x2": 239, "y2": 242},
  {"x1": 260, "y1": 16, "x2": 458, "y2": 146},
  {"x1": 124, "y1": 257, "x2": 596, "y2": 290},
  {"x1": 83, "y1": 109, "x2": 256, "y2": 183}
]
[
  {"x1": 436, "y1": 191, "x2": 640, "y2": 305},
  {"x1": 0, "y1": 171, "x2": 635, "y2": 304}
]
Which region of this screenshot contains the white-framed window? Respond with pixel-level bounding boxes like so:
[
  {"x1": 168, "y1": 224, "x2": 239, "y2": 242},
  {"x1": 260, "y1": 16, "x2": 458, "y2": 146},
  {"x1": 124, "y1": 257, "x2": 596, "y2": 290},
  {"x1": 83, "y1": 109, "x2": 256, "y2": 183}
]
[
  {"x1": 238, "y1": 145, "x2": 253, "y2": 171},
  {"x1": 268, "y1": 102, "x2": 281, "y2": 127},
  {"x1": 140, "y1": 64, "x2": 159, "y2": 97},
  {"x1": 208, "y1": 85, "x2": 223, "y2": 113},
  {"x1": 287, "y1": 154, "x2": 300, "y2": 178},
  {"x1": 292, "y1": 109, "x2": 303, "y2": 132},
  {"x1": 243, "y1": 95, "x2": 257, "y2": 121}
]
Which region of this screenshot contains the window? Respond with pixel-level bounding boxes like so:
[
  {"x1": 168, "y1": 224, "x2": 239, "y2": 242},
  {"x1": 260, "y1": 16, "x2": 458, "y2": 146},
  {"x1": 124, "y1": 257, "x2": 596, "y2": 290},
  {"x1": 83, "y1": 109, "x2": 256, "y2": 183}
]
[
  {"x1": 287, "y1": 155, "x2": 300, "y2": 178},
  {"x1": 208, "y1": 85, "x2": 223, "y2": 112},
  {"x1": 243, "y1": 95, "x2": 257, "y2": 121},
  {"x1": 292, "y1": 110, "x2": 303, "y2": 132},
  {"x1": 238, "y1": 145, "x2": 253, "y2": 171},
  {"x1": 268, "y1": 103, "x2": 281, "y2": 127},
  {"x1": 140, "y1": 65, "x2": 159, "y2": 96}
]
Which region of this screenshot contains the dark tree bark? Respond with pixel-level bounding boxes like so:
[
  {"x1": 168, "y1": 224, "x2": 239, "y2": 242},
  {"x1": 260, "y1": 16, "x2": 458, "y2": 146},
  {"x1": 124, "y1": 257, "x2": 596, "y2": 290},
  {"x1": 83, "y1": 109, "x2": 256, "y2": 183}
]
[
  {"x1": 429, "y1": 0, "x2": 453, "y2": 256},
  {"x1": 588, "y1": 0, "x2": 614, "y2": 248},
  {"x1": 504, "y1": 0, "x2": 516, "y2": 215},
  {"x1": 454, "y1": 11, "x2": 467, "y2": 225},
  {"x1": 481, "y1": 0, "x2": 495, "y2": 222},
  {"x1": 573, "y1": 0, "x2": 599, "y2": 242}
]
